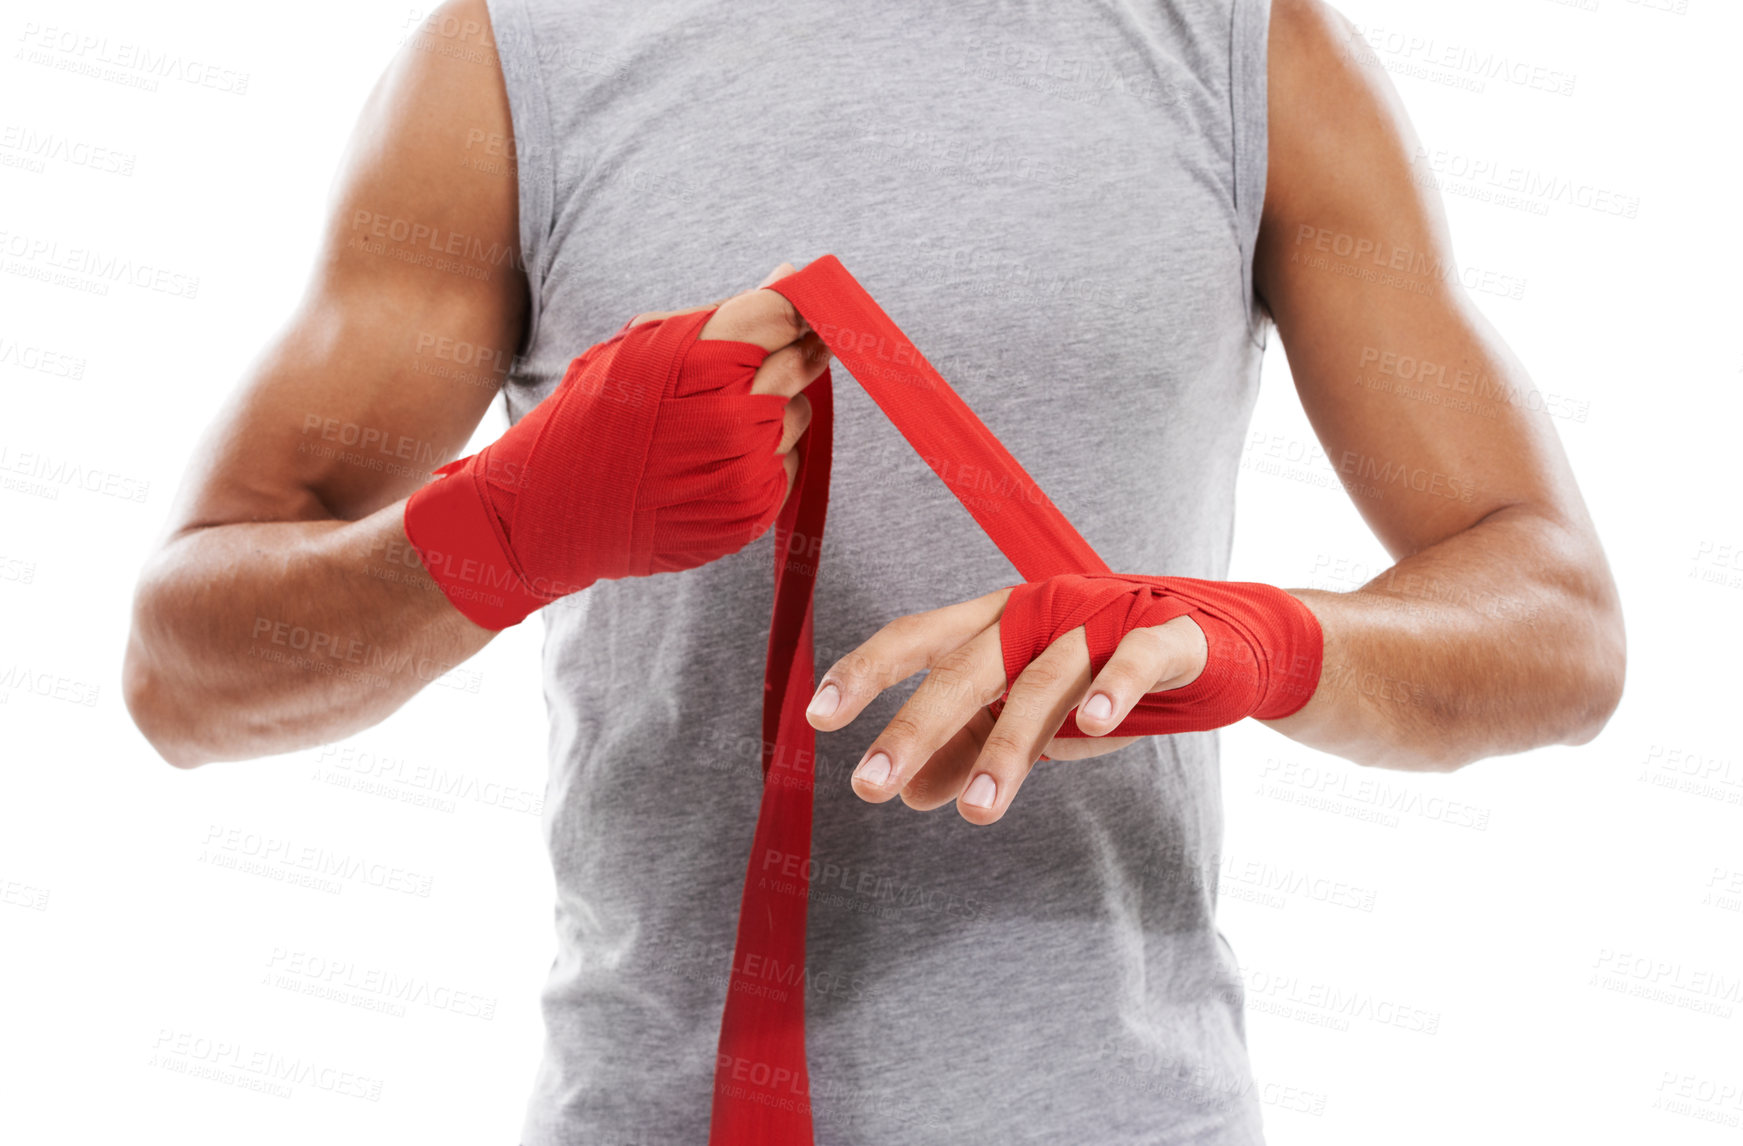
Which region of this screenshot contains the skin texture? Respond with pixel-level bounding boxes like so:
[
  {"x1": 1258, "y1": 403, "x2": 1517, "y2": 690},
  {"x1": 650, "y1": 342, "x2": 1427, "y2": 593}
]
[
  {"x1": 815, "y1": 0, "x2": 1624, "y2": 824},
  {"x1": 120, "y1": 0, "x2": 823, "y2": 767},
  {"x1": 125, "y1": 0, "x2": 1624, "y2": 816}
]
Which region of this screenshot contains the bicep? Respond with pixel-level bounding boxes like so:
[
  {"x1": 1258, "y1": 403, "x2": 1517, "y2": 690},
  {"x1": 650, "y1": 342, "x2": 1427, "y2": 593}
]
[
  {"x1": 170, "y1": 0, "x2": 526, "y2": 535},
  {"x1": 1253, "y1": 0, "x2": 1585, "y2": 559}
]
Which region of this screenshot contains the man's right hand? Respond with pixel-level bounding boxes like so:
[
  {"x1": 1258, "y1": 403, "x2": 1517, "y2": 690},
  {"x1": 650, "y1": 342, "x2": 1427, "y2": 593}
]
[
  {"x1": 642, "y1": 260, "x2": 828, "y2": 508},
  {"x1": 120, "y1": 0, "x2": 820, "y2": 767},
  {"x1": 401, "y1": 265, "x2": 830, "y2": 630}
]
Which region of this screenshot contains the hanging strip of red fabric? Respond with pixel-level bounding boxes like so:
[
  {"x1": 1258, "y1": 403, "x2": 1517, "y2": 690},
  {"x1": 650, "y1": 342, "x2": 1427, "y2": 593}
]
[{"x1": 707, "y1": 254, "x2": 1119, "y2": 1143}]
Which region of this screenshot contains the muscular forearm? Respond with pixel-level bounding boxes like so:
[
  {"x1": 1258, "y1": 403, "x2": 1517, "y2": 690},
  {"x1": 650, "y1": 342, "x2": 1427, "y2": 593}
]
[
  {"x1": 1265, "y1": 505, "x2": 1625, "y2": 771},
  {"x1": 123, "y1": 501, "x2": 493, "y2": 768}
]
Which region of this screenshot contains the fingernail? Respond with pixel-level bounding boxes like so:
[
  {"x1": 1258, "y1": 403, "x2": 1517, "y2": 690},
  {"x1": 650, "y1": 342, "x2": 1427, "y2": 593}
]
[
  {"x1": 963, "y1": 773, "x2": 997, "y2": 809},
  {"x1": 807, "y1": 682, "x2": 840, "y2": 719},
  {"x1": 1083, "y1": 692, "x2": 1114, "y2": 722},
  {"x1": 855, "y1": 751, "x2": 891, "y2": 787}
]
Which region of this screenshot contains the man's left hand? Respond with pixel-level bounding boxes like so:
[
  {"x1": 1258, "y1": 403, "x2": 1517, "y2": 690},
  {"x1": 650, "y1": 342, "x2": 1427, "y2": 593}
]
[{"x1": 804, "y1": 586, "x2": 1208, "y2": 825}]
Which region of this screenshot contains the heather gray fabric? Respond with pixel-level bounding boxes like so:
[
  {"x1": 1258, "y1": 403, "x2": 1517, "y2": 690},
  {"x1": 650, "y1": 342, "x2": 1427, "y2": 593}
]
[{"x1": 484, "y1": 1, "x2": 1275, "y2": 1142}]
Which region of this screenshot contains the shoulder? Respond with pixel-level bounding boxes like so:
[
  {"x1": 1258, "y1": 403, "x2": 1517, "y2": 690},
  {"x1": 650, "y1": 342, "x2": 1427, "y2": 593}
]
[
  {"x1": 1256, "y1": 0, "x2": 1451, "y2": 303},
  {"x1": 315, "y1": 0, "x2": 521, "y2": 295}
]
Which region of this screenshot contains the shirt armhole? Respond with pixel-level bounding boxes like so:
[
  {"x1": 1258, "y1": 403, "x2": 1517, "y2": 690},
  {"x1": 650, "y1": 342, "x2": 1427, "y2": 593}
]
[
  {"x1": 1230, "y1": 0, "x2": 1273, "y2": 351},
  {"x1": 486, "y1": 0, "x2": 555, "y2": 356}
]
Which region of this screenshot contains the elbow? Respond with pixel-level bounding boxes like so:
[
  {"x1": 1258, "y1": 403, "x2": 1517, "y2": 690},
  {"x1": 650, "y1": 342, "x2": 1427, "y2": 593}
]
[
  {"x1": 1562, "y1": 599, "x2": 1627, "y2": 749},
  {"x1": 1343, "y1": 571, "x2": 1625, "y2": 773},
  {"x1": 122, "y1": 637, "x2": 210, "y2": 770},
  {"x1": 1353, "y1": 739, "x2": 1474, "y2": 774},
  {"x1": 122, "y1": 572, "x2": 220, "y2": 769}
]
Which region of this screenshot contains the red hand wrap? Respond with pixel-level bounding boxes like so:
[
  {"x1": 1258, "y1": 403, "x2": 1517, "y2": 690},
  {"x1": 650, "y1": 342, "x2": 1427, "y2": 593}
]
[
  {"x1": 992, "y1": 572, "x2": 1323, "y2": 735},
  {"x1": 402, "y1": 307, "x2": 789, "y2": 629},
  {"x1": 405, "y1": 256, "x2": 1323, "y2": 1145}
]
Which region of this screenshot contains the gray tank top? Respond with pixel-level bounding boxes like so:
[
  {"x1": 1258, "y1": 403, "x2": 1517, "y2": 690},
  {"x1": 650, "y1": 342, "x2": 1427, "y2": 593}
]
[{"x1": 485, "y1": 1, "x2": 1274, "y2": 1141}]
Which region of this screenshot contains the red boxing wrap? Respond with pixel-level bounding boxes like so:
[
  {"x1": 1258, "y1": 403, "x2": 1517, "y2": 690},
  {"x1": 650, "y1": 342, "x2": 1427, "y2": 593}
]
[
  {"x1": 402, "y1": 308, "x2": 789, "y2": 630},
  {"x1": 993, "y1": 572, "x2": 1323, "y2": 735},
  {"x1": 404, "y1": 255, "x2": 1324, "y2": 1145},
  {"x1": 717, "y1": 257, "x2": 1323, "y2": 1145}
]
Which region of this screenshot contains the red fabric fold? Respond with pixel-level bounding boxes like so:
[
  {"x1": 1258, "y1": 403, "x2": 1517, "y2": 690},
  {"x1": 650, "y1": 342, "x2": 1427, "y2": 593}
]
[
  {"x1": 403, "y1": 308, "x2": 788, "y2": 628},
  {"x1": 714, "y1": 255, "x2": 1322, "y2": 1145},
  {"x1": 993, "y1": 572, "x2": 1323, "y2": 735},
  {"x1": 406, "y1": 254, "x2": 1323, "y2": 1145}
]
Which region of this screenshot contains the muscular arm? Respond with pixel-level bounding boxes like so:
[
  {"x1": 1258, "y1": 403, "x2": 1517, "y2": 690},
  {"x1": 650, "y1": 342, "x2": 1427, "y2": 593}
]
[
  {"x1": 1253, "y1": 0, "x2": 1625, "y2": 770},
  {"x1": 122, "y1": 0, "x2": 523, "y2": 767}
]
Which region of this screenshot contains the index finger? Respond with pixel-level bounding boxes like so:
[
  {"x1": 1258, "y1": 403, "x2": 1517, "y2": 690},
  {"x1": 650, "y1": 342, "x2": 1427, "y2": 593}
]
[
  {"x1": 849, "y1": 622, "x2": 1010, "y2": 805},
  {"x1": 806, "y1": 587, "x2": 1012, "y2": 733}
]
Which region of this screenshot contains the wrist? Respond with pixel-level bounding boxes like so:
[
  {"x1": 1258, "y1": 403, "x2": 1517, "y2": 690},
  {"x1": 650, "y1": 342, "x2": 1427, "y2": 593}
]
[
  {"x1": 1247, "y1": 584, "x2": 1325, "y2": 720},
  {"x1": 402, "y1": 455, "x2": 564, "y2": 630}
]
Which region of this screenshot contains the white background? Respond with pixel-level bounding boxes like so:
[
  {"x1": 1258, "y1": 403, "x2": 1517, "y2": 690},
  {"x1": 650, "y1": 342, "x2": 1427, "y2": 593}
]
[{"x1": 2, "y1": 0, "x2": 1739, "y2": 1143}]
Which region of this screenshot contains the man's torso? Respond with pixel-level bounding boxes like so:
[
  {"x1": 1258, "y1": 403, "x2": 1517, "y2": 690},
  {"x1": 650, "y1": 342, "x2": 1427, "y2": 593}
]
[{"x1": 487, "y1": 1, "x2": 1275, "y2": 1141}]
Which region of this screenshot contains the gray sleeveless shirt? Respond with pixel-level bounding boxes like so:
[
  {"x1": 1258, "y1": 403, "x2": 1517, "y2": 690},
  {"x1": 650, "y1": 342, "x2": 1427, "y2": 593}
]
[{"x1": 484, "y1": 1, "x2": 1274, "y2": 1141}]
